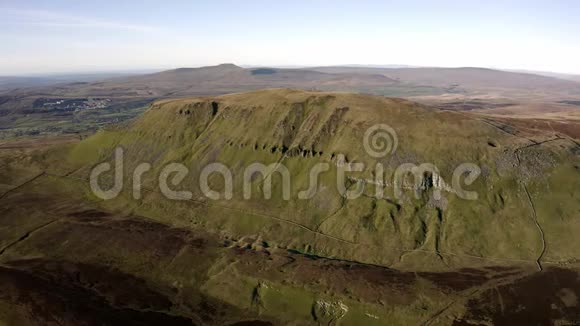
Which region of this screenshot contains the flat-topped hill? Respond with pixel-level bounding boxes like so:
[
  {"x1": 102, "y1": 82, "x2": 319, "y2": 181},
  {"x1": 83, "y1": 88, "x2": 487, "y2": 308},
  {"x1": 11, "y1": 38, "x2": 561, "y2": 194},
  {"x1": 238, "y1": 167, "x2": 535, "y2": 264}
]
[{"x1": 64, "y1": 89, "x2": 579, "y2": 271}]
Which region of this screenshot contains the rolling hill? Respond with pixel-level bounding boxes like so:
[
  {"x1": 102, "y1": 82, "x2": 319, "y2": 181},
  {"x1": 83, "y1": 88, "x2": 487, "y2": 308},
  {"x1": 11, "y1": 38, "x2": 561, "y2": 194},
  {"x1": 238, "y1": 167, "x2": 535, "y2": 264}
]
[
  {"x1": 1, "y1": 89, "x2": 578, "y2": 324},
  {"x1": 65, "y1": 88, "x2": 580, "y2": 268}
]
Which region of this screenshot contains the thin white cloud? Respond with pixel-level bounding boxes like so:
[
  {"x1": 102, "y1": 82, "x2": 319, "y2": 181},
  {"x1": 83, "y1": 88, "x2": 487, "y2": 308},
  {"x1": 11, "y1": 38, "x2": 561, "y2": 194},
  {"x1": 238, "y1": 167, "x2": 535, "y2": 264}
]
[{"x1": 0, "y1": 7, "x2": 160, "y2": 32}]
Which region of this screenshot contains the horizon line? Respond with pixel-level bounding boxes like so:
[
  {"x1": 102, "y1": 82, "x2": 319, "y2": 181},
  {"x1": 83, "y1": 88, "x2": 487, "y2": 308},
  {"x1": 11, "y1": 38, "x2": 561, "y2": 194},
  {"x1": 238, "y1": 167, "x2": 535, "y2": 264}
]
[{"x1": 2, "y1": 63, "x2": 579, "y2": 78}]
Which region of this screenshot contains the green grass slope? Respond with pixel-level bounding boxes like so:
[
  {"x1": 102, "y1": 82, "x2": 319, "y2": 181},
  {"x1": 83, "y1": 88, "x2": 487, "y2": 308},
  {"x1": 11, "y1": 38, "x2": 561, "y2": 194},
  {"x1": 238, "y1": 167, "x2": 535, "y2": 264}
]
[{"x1": 66, "y1": 88, "x2": 580, "y2": 271}]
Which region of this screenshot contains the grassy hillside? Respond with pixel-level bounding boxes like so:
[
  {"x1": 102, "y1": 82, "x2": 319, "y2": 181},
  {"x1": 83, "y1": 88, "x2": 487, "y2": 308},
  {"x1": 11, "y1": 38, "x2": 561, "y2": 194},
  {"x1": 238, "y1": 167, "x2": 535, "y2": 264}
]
[
  {"x1": 64, "y1": 88, "x2": 580, "y2": 271},
  {"x1": 1, "y1": 89, "x2": 579, "y2": 324}
]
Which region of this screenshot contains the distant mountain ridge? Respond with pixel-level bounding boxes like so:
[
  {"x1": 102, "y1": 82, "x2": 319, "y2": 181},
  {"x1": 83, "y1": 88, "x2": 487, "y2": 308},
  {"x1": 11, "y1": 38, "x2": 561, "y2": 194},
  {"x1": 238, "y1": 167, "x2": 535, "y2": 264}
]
[
  {"x1": 2, "y1": 63, "x2": 580, "y2": 121},
  {"x1": 309, "y1": 66, "x2": 580, "y2": 91},
  {"x1": 3, "y1": 63, "x2": 580, "y2": 99},
  {"x1": 505, "y1": 69, "x2": 580, "y2": 82}
]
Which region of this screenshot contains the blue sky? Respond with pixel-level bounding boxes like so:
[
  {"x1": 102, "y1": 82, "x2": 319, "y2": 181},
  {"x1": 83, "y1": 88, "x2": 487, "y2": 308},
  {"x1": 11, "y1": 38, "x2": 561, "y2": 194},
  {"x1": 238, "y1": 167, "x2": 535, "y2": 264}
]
[{"x1": 1, "y1": 0, "x2": 580, "y2": 75}]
